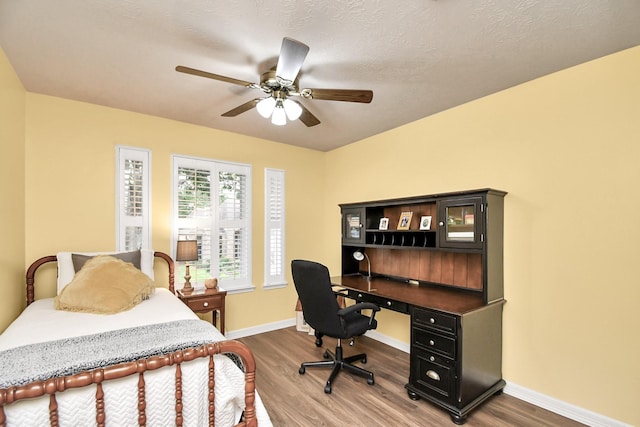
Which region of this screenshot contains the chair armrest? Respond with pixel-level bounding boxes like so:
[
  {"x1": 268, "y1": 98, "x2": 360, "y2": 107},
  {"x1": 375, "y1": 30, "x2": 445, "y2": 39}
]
[
  {"x1": 338, "y1": 302, "x2": 380, "y2": 326},
  {"x1": 332, "y1": 286, "x2": 349, "y2": 297}
]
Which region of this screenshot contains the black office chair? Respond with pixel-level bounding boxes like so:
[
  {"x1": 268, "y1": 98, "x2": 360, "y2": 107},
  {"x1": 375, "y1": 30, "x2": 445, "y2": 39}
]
[{"x1": 291, "y1": 259, "x2": 380, "y2": 394}]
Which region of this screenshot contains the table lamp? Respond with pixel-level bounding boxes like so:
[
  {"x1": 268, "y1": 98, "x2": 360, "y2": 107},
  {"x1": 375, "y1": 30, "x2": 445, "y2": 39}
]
[
  {"x1": 176, "y1": 239, "x2": 198, "y2": 294},
  {"x1": 353, "y1": 250, "x2": 375, "y2": 292}
]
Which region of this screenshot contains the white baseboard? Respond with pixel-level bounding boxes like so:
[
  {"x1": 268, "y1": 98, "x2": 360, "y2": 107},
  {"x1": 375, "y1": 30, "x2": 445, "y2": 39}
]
[
  {"x1": 364, "y1": 329, "x2": 411, "y2": 353},
  {"x1": 225, "y1": 317, "x2": 295, "y2": 340},
  {"x1": 228, "y1": 320, "x2": 630, "y2": 427},
  {"x1": 504, "y1": 382, "x2": 631, "y2": 427}
]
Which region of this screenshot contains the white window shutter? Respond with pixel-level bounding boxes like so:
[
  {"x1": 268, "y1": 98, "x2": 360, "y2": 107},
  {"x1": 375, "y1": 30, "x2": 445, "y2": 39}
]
[
  {"x1": 116, "y1": 146, "x2": 151, "y2": 251},
  {"x1": 173, "y1": 156, "x2": 252, "y2": 293},
  {"x1": 264, "y1": 168, "x2": 286, "y2": 289}
]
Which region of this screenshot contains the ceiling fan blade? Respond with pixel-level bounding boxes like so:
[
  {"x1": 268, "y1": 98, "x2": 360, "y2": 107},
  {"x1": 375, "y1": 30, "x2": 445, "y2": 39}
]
[
  {"x1": 221, "y1": 98, "x2": 261, "y2": 117},
  {"x1": 296, "y1": 102, "x2": 321, "y2": 127},
  {"x1": 303, "y1": 88, "x2": 373, "y2": 103},
  {"x1": 176, "y1": 65, "x2": 256, "y2": 88},
  {"x1": 275, "y1": 37, "x2": 309, "y2": 84}
]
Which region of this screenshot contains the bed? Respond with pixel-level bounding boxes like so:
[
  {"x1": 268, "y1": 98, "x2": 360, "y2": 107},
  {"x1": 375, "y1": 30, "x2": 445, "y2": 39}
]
[{"x1": 0, "y1": 251, "x2": 272, "y2": 427}]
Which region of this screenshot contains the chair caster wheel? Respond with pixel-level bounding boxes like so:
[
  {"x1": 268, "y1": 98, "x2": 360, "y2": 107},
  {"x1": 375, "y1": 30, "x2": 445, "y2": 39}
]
[
  {"x1": 299, "y1": 366, "x2": 305, "y2": 375},
  {"x1": 367, "y1": 378, "x2": 374, "y2": 385},
  {"x1": 315, "y1": 337, "x2": 323, "y2": 347},
  {"x1": 324, "y1": 384, "x2": 332, "y2": 394},
  {"x1": 323, "y1": 351, "x2": 330, "y2": 359},
  {"x1": 361, "y1": 356, "x2": 367, "y2": 364}
]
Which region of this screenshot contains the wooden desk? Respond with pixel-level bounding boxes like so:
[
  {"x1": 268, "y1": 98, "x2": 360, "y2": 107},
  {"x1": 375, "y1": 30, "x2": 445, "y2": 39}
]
[
  {"x1": 333, "y1": 274, "x2": 487, "y2": 315},
  {"x1": 177, "y1": 288, "x2": 227, "y2": 334},
  {"x1": 333, "y1": 274, "x2": 505, "y2": 425}
]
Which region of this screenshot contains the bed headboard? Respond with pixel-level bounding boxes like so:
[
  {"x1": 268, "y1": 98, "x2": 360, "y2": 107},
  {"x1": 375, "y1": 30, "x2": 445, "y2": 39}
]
[{"x1": 25, "y1": 251, "x2": 175, "y2": 305}]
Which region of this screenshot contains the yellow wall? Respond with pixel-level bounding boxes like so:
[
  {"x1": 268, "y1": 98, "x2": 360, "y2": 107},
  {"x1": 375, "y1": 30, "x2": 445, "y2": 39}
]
[
  {"x1": 0, "y1": 48, "x2": 26, "y2": 331},
  {"x1": 22, "y1": 93, "x2": 325, "y2": 331},
  {"x1": 324, "y1": 46, "x2": 640, "y2": 425},
  {"x1": 2, "y1": 43, "x2": 639, "y2": 424}
]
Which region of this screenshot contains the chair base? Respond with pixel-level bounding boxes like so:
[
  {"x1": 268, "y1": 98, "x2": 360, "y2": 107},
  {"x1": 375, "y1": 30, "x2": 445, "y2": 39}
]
[{"x1": 298, "y1": 340, "x2": 375, "y2": 394}]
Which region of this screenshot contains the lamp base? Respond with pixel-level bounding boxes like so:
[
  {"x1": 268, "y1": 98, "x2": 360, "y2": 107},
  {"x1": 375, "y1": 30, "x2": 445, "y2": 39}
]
[{"x1": 182, "y1": 265, "x2": 194, "y2": 294}]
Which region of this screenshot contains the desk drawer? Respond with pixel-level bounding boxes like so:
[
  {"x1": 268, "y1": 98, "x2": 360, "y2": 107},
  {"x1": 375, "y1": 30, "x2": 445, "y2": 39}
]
[
  {"x1": 347, "y1": 289, "x2": 409, "y2": 314},
  {"x1": 411, "y1": 348, "x2": 454, "y2": 400},
  {"x1": 413, "y1": 307, "x2": 457, "y2": 335},
  {"x1": 413, "y1": 326, "x2": 456, "y2": 358}
]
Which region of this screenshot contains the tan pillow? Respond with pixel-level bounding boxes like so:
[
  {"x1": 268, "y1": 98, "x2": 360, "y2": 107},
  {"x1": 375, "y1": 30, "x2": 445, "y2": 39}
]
[{"x1": 55, "y1": 255, "x2": 155, "y2": 314}]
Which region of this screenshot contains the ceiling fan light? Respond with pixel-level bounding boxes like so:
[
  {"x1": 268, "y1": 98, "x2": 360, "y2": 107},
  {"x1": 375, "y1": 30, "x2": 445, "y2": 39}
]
[
  {"x1": 283, "y1": 99, "x2": 302, "y2": 120},
  {"x1": 271, "y1": 105, "x2": 287, "y2": 126},
  {"x1": 256, "y1": 97, "x2": 276, "y2": 118}
]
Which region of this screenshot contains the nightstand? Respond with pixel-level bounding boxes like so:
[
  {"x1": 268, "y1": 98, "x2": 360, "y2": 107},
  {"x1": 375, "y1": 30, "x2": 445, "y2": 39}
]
[{"x1": 177, "y1": 287, "x2": 227, "y2": 334}]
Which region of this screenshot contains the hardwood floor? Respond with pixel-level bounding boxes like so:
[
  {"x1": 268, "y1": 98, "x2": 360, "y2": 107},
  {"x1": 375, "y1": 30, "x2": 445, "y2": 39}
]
[{"x1": 239, "y1": 327, "x2": 585, "y2": 427}]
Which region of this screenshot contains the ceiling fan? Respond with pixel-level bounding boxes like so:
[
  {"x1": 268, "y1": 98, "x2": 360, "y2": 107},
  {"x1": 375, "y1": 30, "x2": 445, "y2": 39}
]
[{"x1": 176, "y1": 37, "x2": 373, "y2": 127}]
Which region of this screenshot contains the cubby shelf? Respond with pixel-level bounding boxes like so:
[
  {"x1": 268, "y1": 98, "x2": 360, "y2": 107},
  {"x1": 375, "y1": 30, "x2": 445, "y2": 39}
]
[{"x1": 364, "y1": 230, "x2": 436, "y2": 248}]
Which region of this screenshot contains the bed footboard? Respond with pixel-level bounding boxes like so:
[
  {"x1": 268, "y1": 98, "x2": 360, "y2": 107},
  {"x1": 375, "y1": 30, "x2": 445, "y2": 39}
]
[{"x1": 0, "y1": 340, "x2": 256, "y2": 427}]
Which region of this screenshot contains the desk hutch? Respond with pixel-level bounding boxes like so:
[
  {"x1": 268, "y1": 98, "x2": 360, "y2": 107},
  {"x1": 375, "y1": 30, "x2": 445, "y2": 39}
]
[{"x1": 336, "y1": 188, "x2": 506, "y2": 424}]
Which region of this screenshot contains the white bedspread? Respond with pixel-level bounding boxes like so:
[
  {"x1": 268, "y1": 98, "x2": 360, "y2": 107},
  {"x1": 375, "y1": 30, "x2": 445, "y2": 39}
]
[{"x1": 0, "y1": 289, "x2": 272, "y2": 427}]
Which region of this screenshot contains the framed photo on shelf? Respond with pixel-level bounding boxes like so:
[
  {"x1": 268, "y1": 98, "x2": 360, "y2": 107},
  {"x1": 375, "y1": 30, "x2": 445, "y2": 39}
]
[
  {"x1": 397, "y1": 211, "x2": 413, "y2": 230},
  {"x1": 420, "y1": 215, "x2": 432, "y2": 230},
  {"x1": 379, "y1": 217, "x2": 389, "y2": 230}
]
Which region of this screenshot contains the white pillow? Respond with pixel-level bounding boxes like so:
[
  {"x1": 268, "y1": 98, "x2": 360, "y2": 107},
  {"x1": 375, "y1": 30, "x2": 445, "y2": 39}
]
[{"x1": 56, "y1": 249, "x2": 155, "y2": 294}]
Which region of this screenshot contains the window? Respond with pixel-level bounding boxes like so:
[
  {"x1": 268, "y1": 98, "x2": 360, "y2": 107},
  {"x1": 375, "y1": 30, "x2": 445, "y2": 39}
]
[
  {"x1": 173, "y1": 155, "x2": 252, "y2": 293},
  {"x1": 116, "y1": 146, "x2": 151, "y2": 251},
  {"x1": 264, "y1": 168, "x2": 286, "y2": 289}
]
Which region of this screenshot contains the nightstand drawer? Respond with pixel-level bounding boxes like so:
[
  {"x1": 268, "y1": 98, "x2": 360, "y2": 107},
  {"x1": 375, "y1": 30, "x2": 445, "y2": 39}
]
[
  {"x1": 187, "y1": 295, "x2": 224, "y2": 312},
  {"x1": 413, "y1": 326, "x2": 456, "y2": 358}
]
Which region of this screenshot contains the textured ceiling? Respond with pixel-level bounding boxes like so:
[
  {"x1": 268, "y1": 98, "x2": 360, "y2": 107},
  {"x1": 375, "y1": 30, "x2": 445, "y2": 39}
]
[{"x1": 1, "y1": 1, "x2": 639, "y2": 151}]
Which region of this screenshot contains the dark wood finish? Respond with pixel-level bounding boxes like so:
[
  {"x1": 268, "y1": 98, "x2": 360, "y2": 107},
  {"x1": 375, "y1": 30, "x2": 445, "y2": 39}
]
[
  {"x1": 0, "y1": 340, "x2": 257, "y2": 427},
  {"x1": 25, "y1": 251, "x2": 176, "y2": 305},
  {"x1": 334, "y1": 275, "x2": 486, "y2": 315},
  {"x1": 339, "y1": 189, "x2": 507, "y2": 424},
  {"x1": 340, "y1": 188, "x2": 506, "y2": 301},
  {"x1": 177, "y1": 287, "x2": 227, "y2": 334},
  {"x1": 239, "y1": 327, "x2": 585, "y2": 427}
]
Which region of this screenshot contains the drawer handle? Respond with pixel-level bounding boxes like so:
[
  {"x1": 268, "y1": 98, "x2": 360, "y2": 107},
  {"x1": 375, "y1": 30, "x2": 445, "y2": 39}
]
[
  {"x1": 429, "y1": 317, "x2": 436, "y2": 324},
  {"x1": 203, "y1": 302, "x2": 209, "y2": 307},
  {"x1": 426, "y1": 370, "x2": 441, "y2": 381},
  {"x1": 386, "y1": 301, "x2": 392, "y2": 307},
  {"x1": 429, "y1": 340, "x2": 435, "y2": 346}
]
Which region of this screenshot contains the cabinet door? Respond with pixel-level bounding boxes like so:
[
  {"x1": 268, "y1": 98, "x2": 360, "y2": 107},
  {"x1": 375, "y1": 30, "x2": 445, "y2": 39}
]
[
  {"x1": 438, "y1": 197, "x2": 484, "y2": 249},
  {"x1": 342, "y1": 207, "x2": 365, "y2": 244}
]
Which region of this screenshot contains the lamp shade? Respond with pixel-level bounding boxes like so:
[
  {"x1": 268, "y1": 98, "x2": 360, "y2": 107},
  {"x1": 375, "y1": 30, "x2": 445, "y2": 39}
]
[
  {"x1": 283, "y1": 98, "x2": 302, "y2": 120},
  {"x1": 176, "y1": 240, "x2": 198, "y2": 262},
  {"x1": 256, "y1": 97, "x2": 276, "y2": 118},
  {"x1": 271, "y1": 103, "x2": 287, "y2": 125},
  {"x1": 353, "y1": 250, "x2": 371, "y2": 278}
]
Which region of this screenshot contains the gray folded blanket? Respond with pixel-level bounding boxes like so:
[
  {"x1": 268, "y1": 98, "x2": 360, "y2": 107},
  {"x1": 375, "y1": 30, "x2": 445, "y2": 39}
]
[{"x1": 0, "y1": 319, "x2": 233, "y2": 389}]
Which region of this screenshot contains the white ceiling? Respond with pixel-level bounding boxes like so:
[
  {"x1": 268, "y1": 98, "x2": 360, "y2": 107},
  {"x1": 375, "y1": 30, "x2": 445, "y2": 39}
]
[{"x1": 1, "y1": 1, "x2": 639, "y2": 151}]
